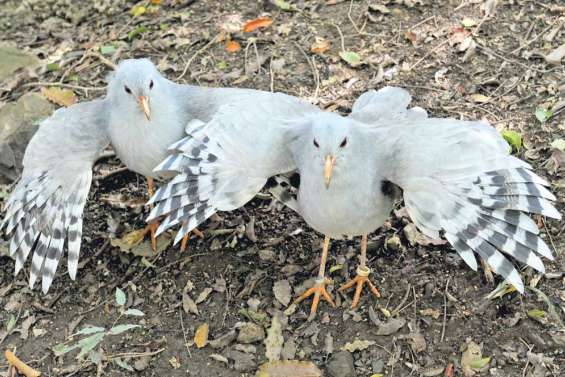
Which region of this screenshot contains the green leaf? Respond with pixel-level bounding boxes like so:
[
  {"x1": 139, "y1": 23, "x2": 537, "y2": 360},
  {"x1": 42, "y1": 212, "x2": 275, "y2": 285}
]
[
  {"x1": 6, "y1": 315, "x2": 16, "y2": 332},
  {"x1": 461, "y1": 18, "x2": 477, "y2": 28},
  {"x1": 535, "y1": 107, "x2": 553, "y2": 123},
  {"x1": 114, "y1": 358, "x2": 134, "y2": 371},
  {"x1": 128, "y1": 26, "x2": 148, "y2": 41},
  {"x1": 99, "y1": 45, "x2": 116, "y2": 56},
  {"x1": 115, "y1": 287, "x2": 126, "y2": 306},
  {"x1": 339, "y1": 51, "x2": 362, "y2": 67},
  {"x1": 46, "y1": 63, "x2": 60, "y2": 71},
  {"x1": 73, "y1": 326, "x2": 106, "y2": 336},
  {"x1": 77, "y1": 333, "x2": 105, "y2": 359},
  {"x1": 329, "y1": 264, "x2": 343, "y2": 273},
  {"x1": 124, "y1": 308, "x2": 145, "y2": 317},
  {"x1": 109, "y1": 324, "x2": 140, "y2": 335},
  {"x1": 469, "y1": 356, "x2": 491, "y2": 369},
  {"x1": 53, "y1": 342, "x2": 81, "y2": 356},
  {"x1": 501, "y1": 130, "x2": 522, "y2": 151},
  {"x1": 273, "y1": 0, "x2": 297, "y2": 11},
  {"x1": 527, "y1": 309, "x2": 546, "y2": 319}
]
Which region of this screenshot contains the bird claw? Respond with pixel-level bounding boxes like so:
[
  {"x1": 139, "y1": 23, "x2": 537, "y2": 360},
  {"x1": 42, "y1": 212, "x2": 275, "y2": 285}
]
[
  {"x1": 294, "y1": 277, "x2": 336, "y2": 321},
  {"x1": 338, "y1": 266, "x2": 381, "y2": 309}
]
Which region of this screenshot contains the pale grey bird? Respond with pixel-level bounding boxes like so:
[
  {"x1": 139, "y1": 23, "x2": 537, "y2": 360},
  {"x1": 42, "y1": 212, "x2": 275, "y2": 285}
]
[
  {"x1": 1, "y1": 58, "x2": 320, "y2": 293},
  {"x1": 148, "y1": 86, "x2": 560, "y2": 320}
]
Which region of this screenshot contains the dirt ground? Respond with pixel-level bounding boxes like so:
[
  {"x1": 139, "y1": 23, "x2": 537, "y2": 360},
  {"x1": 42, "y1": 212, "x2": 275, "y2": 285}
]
[{"x1": 0, "y1": 0, "x2": 564, "y2": 376}]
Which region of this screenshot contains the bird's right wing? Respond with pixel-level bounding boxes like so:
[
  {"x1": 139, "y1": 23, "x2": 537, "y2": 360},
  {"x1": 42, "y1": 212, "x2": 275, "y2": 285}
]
[
  {"x1": 349, "y1": 87, "x2": 428, "y2": 125},
  {"x1": 1, "y1": 99, "x2": 110, "y2": 293},
  {"x1": 147, "y1": 91, "x2": 317, "y2": 244},
  {"x1": 374, "y1": 118, "x2": 560, "y2": 292}
]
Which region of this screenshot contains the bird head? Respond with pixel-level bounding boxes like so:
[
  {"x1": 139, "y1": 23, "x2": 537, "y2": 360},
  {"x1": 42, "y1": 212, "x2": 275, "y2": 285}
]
[
  {"x1": 297, "y1": 113, "x2": 352, "y2": 189},
  {"x1": 108, "y1": 58, "x2": 162, "y2": 121}
]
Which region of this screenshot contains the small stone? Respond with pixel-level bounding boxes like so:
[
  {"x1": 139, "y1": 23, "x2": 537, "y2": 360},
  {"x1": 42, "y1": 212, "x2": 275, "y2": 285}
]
[
  {"x1": 327, "y1": 351, "x2": 356, "y2": 377},
  {"x1": 0, "y1": 44, "x2": 39, "y2": 81},
  {"x1": 372, "y1": 358, "x2": 384, "y2": 373},
  {"x1": 226, "y1": 349, "x2": 256, "y2": 372},
  {"x1": 209, "y1": 330, "x2": 237, "y2": 349},
  {"x1": 237, "y1": 322, "x2": 265, "y2": 344},
  {"x1": 385, "y1": 234, "x2": 402, "y2": 251}
]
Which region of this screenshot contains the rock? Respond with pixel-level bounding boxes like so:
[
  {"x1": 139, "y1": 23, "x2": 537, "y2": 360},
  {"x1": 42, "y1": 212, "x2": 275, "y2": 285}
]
[
  {"x1": 375, "y1": 317, "x2": 406, "y2": 336},
  {"x1": 209, "y1": 330, "x2": 237, "y2": 349},
  {"x1": 0, "y1": 44, "x2": 39, "y2": 81},
  {"x1": 0, "y1": 93, "x2": 54, "y2": 183},
  {"x1": 326, "y1": 351, "x2": 356, "y2": 377},
  {"x1": 371, "y1": 358, "x2": 384, "y2": 374},
  {"x1": 273, "y1": 279, "x2": 292, "y2": 306},
  {"x1": 237, "y1": 322, "x2": 265, "y2": 344},
  {"x1": 226, "y1": 349, "x2": 256, "y2": 372}
]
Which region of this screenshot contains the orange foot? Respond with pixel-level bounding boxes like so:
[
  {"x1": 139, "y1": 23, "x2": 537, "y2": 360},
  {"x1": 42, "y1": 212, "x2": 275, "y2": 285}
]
[
  {"x1": 179, "y1": 228, "x2": 205, "y2": 253},
  {"x1": 294, "y1": 277, "x2": 336, "y2": 321},
  {"x1": 338, "y1": 266, "x2": 381, "y2": 309}
]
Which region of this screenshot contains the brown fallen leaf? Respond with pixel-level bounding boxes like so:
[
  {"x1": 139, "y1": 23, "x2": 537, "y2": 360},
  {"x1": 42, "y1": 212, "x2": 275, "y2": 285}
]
[
  {"x1": 341, "y1": 339, "x2": 375, "y2": 352},
  {"x1": 256, "y1": 360, "x2": 322, "y2": 377},
  {"x1": 265, "y1": 313, "x2": 284, "y2": 362},
  {"x1": 310, "y1": 38, "x2": 331, "y2": 54},
  {"x1": 243, "y1": 17, "x2": 273, "y2": 32},
  {"x1": 225, "y1": 40, "x2": 241, "y2": 53},
  {"x1": 41, "y1": 87, "x2": 77, "y2": 107},
  {"x1": 194, "y1": 323, "x2": 209, "y2": 348}
]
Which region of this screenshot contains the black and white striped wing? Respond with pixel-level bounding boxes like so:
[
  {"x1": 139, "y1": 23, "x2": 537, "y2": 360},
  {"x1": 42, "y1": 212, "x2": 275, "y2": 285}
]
[
  {"x1": 147, "y1": 92, "x2": 318, "y2": 244},
  {"x1": 379, "y1": 118, "x2": 560, "y2": 292},
  {"x1": 1, "y1": 99, "x2": 109, "y2": 293}
]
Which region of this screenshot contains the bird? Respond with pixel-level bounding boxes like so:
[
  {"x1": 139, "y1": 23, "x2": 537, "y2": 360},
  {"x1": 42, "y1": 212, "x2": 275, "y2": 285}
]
[
  {"x1": 1, "y1": 58, "x2": 321, "y2": 293},
  {"x1": 147, "y1": 86, "x2": 560, "y2": 320}
]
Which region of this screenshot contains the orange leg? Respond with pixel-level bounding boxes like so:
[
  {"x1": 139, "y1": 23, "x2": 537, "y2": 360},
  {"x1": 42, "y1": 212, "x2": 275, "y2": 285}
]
[
  {"x1": 338, "y1": 234, "x2": 381, "y2": 309},
  {"x1": 294, "y1": 235, "x2": 336, "y2": 321}
]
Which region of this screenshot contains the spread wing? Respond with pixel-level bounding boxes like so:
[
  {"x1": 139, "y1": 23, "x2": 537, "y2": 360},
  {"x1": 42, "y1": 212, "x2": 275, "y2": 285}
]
[
  {"x1": 147, "y1": 91, "x2": 318, "y2": 244},
  {"x1": 1, "y1": 99, "x2": 110, "y2": 293},
  {"x1": 373, "y1": 118, "x2": 560, "y2": 292}
]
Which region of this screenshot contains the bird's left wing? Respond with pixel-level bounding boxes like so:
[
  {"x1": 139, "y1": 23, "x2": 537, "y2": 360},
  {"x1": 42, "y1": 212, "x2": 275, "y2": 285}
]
[
  {"x1": 147, "y1": 91, "x2": 317, "y2": 244},
  {"x1": 372, "y1": 118, "x2": 560, "y2": 292},
  {"x1": 1, "y1": 99, "x2": 110, "y2": 293}
]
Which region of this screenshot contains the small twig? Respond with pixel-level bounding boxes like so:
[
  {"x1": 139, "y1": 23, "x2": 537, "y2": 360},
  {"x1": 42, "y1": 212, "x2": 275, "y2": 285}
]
[
  {"x1": 347, "y1": 0, "x2": 362, "y2": 34},
  {"x1": 93, "y1": 166, "x2": 129, "y2": 181},
  {"x1": 293, "y1": 42, "x2": 320, "y2": 100},
  {"x1": 177, "y1": 35, "x2": 219, "y2": 81},
  {"x1": 333, "y1": 23, "x2": 346, "y2": 52},
  {"x1": 409, "y1": 15, "x2": 435, "y2": 31},
  {"x1": 85, "y1": 51, "x2": 117, "y2": 70},
  {"x1": 391, "y1": 284, "x2": 411, "y2": 316},
  {"x1": 95, "y1": 151, "x2": 116, "y2": 164},
  {"x1": 409, "y1": 39, "x2": 450, "y2": 71},
  {"x1": 18, "y1": 82, "x2": 105, "y2": 92},
  {"x1": 5, "y1": 350, "x2": 41, "y2": 377},
  {"x1": 441, "y1": 277, "x2": 450, "y2": 342},
  {"x1": 511, "y1": 21, "x2": 556, "y2": 55},
  {"x1": 541, "y1": 218, "x2": 558, "y2": 256},
  {"x1": 179, "y1": 310, "x2": 192, "y2": 358}
]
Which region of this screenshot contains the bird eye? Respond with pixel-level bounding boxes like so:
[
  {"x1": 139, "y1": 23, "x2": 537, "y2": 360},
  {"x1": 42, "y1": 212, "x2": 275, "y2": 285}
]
[
  {"x1": 339, "y1": 137, "x2": 347, "y2": 148},
  {"x1": 124, "y1": 85, "x2": 132, "y2": 94},
  {"x1": 313, "y1": 139, "x2": 319, "y2": 148},
  {"x1": 149, "y1": 80, "x2": 154, "y2": 89}
]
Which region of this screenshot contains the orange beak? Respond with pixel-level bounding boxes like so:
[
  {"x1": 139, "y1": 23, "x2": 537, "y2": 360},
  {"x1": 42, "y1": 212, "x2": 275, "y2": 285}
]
[
  {"x1": 324, "y1": 154, "x2": 336, "y2": 189},
  {"x1": 137, "y1": 95, "x2": 151, "y2": 121}
]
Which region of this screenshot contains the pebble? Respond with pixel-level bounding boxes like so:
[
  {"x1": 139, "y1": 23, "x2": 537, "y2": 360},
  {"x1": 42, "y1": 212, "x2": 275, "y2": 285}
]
[
  {"x1": 237, "y1": 322, "x2": 265, "y2": 344},
  {"x1": 326, "y1": 351, "x2": 356, "y2": 377}
]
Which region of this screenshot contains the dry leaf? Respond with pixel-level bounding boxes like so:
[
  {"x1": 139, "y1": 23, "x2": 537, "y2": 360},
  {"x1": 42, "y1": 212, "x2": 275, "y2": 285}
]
[
  {"x1": 195, "y1": 287, "x2": 213, "y2": 304},
  {"x1": 273, "y1": 280, "x2": 292, "y2": 306},
  {"x1": 182, "y1": 289, "x2": 198, "y2": 315},
  {"x1": 310, "y1": 38, "x2": 331, "y2": 54},
  {"x1": 256, "y1": 360, "x2": 322, "y2": 377},
  {"x1": 225, "y1": 40, "x2": 241, "y2": 53},
  {"x1": 341, "y1": 339, "x2": 375, "y2": 352},
  {"x1": 265, "y1": 313, "x2": 284, "y2": 362},
  {"x1": 470, "y1": 94, "x2": 490, "y2": 103},
  {"x1": 194, "y1": 323, "x2": 209, "y2": 348},
  {"x1": 419, "y1": 308, "x2": 441, "y2": 319},
  {"x1": 461, "y1": 341, "x2": 490, "y2": 376},
  {"x1": 41, "y1": 87, "x2": 77, "y2": 107},
  {"x1": 243, "y1": 17, "x2": 273, "y2": 32}
]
